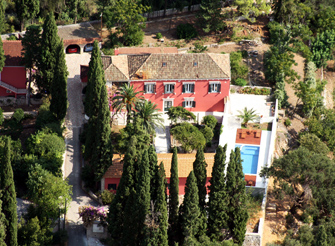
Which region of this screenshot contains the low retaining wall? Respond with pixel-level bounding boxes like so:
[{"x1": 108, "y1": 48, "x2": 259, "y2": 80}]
[{"x1": 243, "y1": 218, "x2": 263, "y2": 246}]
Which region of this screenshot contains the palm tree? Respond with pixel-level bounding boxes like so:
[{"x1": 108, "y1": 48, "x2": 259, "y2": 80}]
[
  {"x1": 135, "y1": 100, "x2": 164, "y2": 136},
  {"x1": 111, "y1": 83, "x2": 144, "y2": 123},
  {"x1": 237, "y1": 107, "x2": 258, "y2": 127}
]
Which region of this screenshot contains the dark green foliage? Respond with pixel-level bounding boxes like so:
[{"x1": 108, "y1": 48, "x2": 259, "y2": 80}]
[
  {"x1": 0, "y1": 137, "x2": 18, "y2": 246},
  {"x1": 100, "y1": 190, "x2": 115, "y2": 205},
  {"x1": 197, "y1": 0, "x2": 226, "y2": 33},
  {"x1": 107, "y1": 136, "x2": 138, "y2": 244},
  {"x1": 50, "y1": 40, "x2": 68, "y2": 121},
  {"x1": 0, "y1": 1, "x2": 5, "y2": 34},
  {"x1": 37, "y1": 13, "x2": 60, "y2": 92},
  {"x1": 135, "y1": 100, "x2": 164, "y2": 137},
  {"x1": 193, "y1": 147, "x2": 207, "y2": 210},
  {"x1": 26, "y1": 130, "x2": 65, "y2": 157},
  {"x1": 11, "y1": 108, "x2": 24, "y2": 122},
  {"x1": 35, "y1": 100, "x2": 58, "y2": 131},
  {"x1": 208, "y1": 145, "x2": 229, "y2": 241},
  {"x1": 84, "y1": 41, "x2": 102, "y2": 118},
  {"x1": 306, "y1": 109, "x2": 335, "y2": 151},
  {"x1": 84, "y1": 40, "x2": 112, "y2": 170},
  {"x1": 27, "y1": 164, "x2": 72, "y2": 220},
  {"x1": 18, "y1": 216, "x2": 53, "y2": 246},
  {"x1": 176, "y1": 23, "x2": 198, "y2": 40},
  {"x1": 113, "y1": 117, "x2": 151, "y2": 155},
  {"x1": 260, "y1": 147, "x2": 335, "y2": 218},
  {"x1": 202, "y1": 115, "x2": 217, "y2": 130},
  {"x1": 230, "y1": 51, "x2": 248, "y2": 83},
  {"x1": 200, "y1": 125, "x2": 214, "y2": 145},
  {"x1": 0, "y1": 200, "x2": 5, "y2": 246},
  {"x1": 86, "y1": 76, "x2": 113, "y2": 184},
  {"x1": 15, "y1": 0, "x2": 40, "y2": 31},
  {"x1": 0, "y1": 37, "x2": 4, "y2": 73},
  {"x1": 104, "y1": 0, "x2": 148, "y2": 46},
  {"x1": 134, "y1": 149, "x2": 151, "y2": 244},
  {"x1": 154, "y1": 162, "x2": 168, "y2": 245},
  {"x1": 168, "y1": 147, "x2": 179, "y2": 245},
  {"x1": 235, "y1": 78, "x2": 248, "y2": 86},
  {"x1": 166, "y1": 106, "x2": 196, "y2": 124},
  {"x1": 299, "y1": 133, "x2": 329, "y2": 155},
  {"x1": 0, "y1": 107, "x2": 3, "y2": 126},
  {"x1": 170, "y1": 122, "x2": 206, "y2": 153},
  {"x1": 180, "y1": 171, "x2": 201, "y2": 244},
  {"x1": 148, "y1": 145, "x2": 159, "y2": 202},
  {"x1": 230, "y1": 148, "x2": 248, "y2": 246},
  {"x1": 311, "y1": 30, "x2": 335, "y2": 70}
]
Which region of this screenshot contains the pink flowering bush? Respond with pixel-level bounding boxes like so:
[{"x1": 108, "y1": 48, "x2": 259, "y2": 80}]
[{"x1": 78, "y1": 206, "x2": 108, "y2": 227}]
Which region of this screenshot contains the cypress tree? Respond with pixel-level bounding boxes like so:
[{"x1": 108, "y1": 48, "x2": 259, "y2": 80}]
[
  {"x1": 155, "y1": 162, "x2": 168, "y2": 245},
  {"x1": 122, "y1": 188, "x2": 137, "y2": 245},
  {"x1": 84, "y1": 40, "x2": 105, "y2": 160},
  {"x1": 89, "y1": 79, "x2": 113, "y2": 183},
  {"x1": 84, "y1": 40, "x2": 102, "y2": 117},
  {"x1": 0, "y1": 0, "x2": 5, "y2": 34},
  {"x1": 148, "y1": 144, "x2": 159, "y2": 202},
  {"x1": 0, "y1": 36, "x2": 5, "y2": 73},
  {"x1": 37, "y1": 12, "x2": 60, "y2": 92},
  {"x1": 208, "y1": 144, "x2": 229, "y2": 241},
  {"x1": 0, "y1": 137, "x2": 17, "y2": 246},
  {"x1": 226, "y1": 148, "x2": 248, "y2": 246},
  {"x1": 180, "y1": 171, "x2": 201, "y2": 244},
  {"x1": 193, "y1": 146, "x2": 207, "y2": 209},
  {"x1": 0, "y1": 200, "x2": 5, "y2": 246},
  {"x1": 193, "y1": 147, "x2": 207, "y2": 238},
  {"x1": 168, "y1": 147, "x2": 179, "y2": 245},
  {"x1": 50, "y1": 39, "x2": 68, "y2": 121},
  {"x1": 134, "y1": 149, "x2": 151, "y2": 244},
  {"x1": 107, "y1": 136, "x2": 137, "y2": 244}
]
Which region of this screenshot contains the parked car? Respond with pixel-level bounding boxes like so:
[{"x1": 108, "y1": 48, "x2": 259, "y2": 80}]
[
  {"x1": 68, "y1": 47, "x2": 78, "y2": 53},
  {"x1": 84, "y1": 44, "x2": 93, "y2": 52}
]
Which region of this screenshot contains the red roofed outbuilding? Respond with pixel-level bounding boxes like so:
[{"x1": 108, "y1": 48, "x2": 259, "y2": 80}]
[{"x1": 0, "y1": 40, "x2": 27, "y2": 98}]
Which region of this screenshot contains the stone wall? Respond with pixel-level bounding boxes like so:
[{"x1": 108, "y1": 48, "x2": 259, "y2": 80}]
[{"x1": 86, "y1": 221, "x2": 109, "y2": 240}]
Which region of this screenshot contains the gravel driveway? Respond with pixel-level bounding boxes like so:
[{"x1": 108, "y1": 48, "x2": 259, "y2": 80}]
[{"x1": 64, "y1": 53, "x2": 100, "y2": 246}]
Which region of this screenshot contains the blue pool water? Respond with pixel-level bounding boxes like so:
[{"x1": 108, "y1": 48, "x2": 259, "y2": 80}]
[{"x1": 235, "y1": 145, "x2": 259, "y2": 174}]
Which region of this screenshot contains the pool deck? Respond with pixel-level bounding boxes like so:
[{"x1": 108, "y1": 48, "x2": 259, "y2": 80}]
[{"x1": 236, "y1": 129, "x2": 262, "y2": 145}]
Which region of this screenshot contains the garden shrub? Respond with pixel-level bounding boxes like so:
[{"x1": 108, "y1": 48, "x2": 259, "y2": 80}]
[
  {"x1": 156, "y1": 32, "x2": 162, "y2": 39},
  {"x1": 166, "y1": 106, "x2": 196, "y2": 125},
  {"x1": 100, "y1": 190, "x2": 115, "y2": 205},
  {"x1": 235, "y1": 78, "x2": 248, "y2": 86},
  {"x1": 202, "y1": 115, "x2": 217, "y2": 130},
  {"x1": 0, "y1": 107, "x2": 4, "y2": 126},
  {"x1": 12, "y1": 108, "x2": 25, "y2": 122},
  {"x1": 238, "y1": 87, "x2": 271, "y2": 95},
  {"x1": 26, "y1": 130, "x2": 65, "y2": 157},
  {"x1": 230, "y1": 51, "x2": 248, "y2": 83},
  {"x1": 284, "y1": 119, "x2": 291, "y2": 127},
  {"x1": 200, "y1": 125, "x2": 214, "y2": 145},
  {"x1": 176, "y1": 23, "x2": 198, "y2": 40},
  {"x1": 170, "y1": 122, "x2": 206, "y2": 153}
]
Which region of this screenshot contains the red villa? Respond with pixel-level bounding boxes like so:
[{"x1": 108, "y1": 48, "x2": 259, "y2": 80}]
[
  {"x1": 0, "y1": 40, "x2": 27, "y2": 99},
  {"x1": 81, "y1": 53, "x2": 230, "y2": 121}
]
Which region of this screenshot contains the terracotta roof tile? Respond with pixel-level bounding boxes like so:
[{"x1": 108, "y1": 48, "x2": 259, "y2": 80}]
[
  {"x1": 131, "y1": 53, "x2": 230, "y2": 80},
  {"x1": 115, "y1": 47, "x2": 178, "y2": 55},
  {"x1": 103, "y1": 153, "x2": 216, "y2": 179},
  {"x1": 57, "y1": 22, "x2": 100, "y2": 41},
  {"x1": 3, "y1": 40, "x2": 23, "y2": 66},
  {"x1": 101, "y1": 56, "x2": 112, "y2": 70},
  {"x1": 127, "y1": 54, "x2": 150, "y2": 76}
]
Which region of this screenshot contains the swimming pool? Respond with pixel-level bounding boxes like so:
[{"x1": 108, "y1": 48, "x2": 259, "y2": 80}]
[{"x1": 235, "y1": 145, "x2": 259, "y2": 174}]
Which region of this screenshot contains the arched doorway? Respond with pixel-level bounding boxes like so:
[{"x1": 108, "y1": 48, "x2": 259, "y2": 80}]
[{"x1": 66, "y1": 44, "x2": 80, "y2": 54}]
